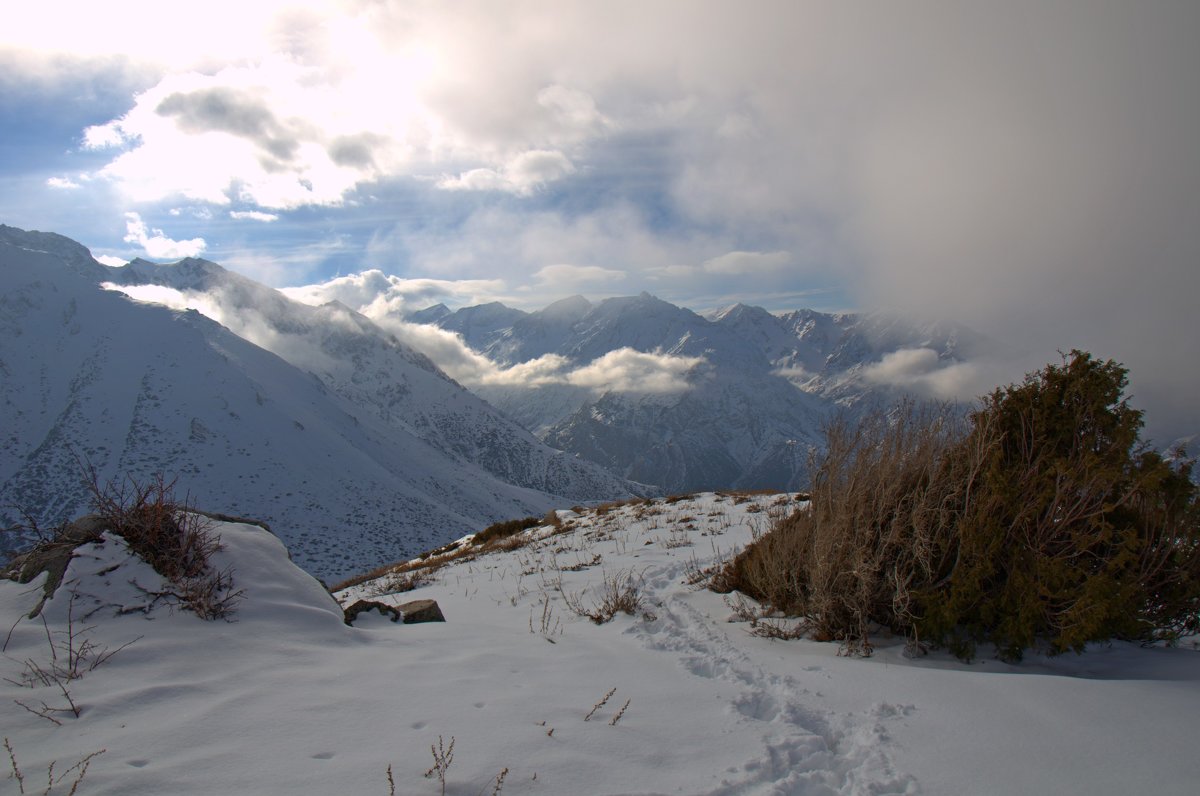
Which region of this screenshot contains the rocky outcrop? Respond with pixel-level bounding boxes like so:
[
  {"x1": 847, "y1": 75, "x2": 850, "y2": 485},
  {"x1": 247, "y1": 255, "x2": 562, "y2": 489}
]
[{"x1": 343, "y1": 597, "x2": 445, "y2": 625}]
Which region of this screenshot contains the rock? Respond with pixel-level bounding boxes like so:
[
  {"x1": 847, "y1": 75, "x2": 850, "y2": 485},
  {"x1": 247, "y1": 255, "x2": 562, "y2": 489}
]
[
  {"x1": 343, "y1": 599, "x2": 402, "y2": 625},
  {"x1": 2, "y1": 515, "x2": 109, "y2": 617},
  {"x1": 396, "y1": 598, "x2": 445, "y2": 624},
  {"x1": 342, "y1": 598, "x2": 446, "y2": 625}
]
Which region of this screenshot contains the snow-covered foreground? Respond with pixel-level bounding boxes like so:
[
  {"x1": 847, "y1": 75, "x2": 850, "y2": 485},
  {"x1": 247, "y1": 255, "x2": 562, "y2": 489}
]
[{"x1": 2, "y1": 493, "x2": 1197, "y2": 795}]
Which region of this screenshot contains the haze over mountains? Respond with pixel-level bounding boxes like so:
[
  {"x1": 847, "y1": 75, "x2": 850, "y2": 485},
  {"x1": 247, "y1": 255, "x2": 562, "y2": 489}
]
[
  {"x1": 332, "y1": 287, "x2": 987, "y2": 494},
  {"x1": 0, "y1": 226, "x2": 636, "y2": 581}
]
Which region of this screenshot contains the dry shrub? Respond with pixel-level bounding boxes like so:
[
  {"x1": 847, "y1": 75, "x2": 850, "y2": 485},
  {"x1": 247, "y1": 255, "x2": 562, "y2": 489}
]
[
  {"x1": 84, "y1": 470, "x2": 242, "y2": 619},
  {"x1": 473, "y1": 516, "x2": 541, "y2": 546},
  {"x1": 715, "y1": 401, "x2": 980, "y2": 652},
  {"x1": 565, "y1": 569, "x2": 645, "y2": 624}
]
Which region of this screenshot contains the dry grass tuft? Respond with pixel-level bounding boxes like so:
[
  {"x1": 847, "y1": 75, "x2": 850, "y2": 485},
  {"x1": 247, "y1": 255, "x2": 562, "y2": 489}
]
[
  {"x1": 565, "y1": 569, "x2": 646, "y2": 624},
  {"x1": 714, "y1": 402, "x2": 973, "y2": 652}
]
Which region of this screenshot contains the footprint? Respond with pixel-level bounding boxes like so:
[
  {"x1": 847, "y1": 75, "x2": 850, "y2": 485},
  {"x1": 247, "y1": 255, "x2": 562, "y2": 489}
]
[
  {"x1": 127, "y1": 760, "x2": 150, "y2": 768},
  {"x1": 473, "y1": 701, "x2": 486, "y2": 709},
  {"x1": 411, "y1": 721, "x2": 427, "y2": 730},
  {"x1": 310, "y1": 752, "x2": 335, "y2": 760},
  {"x1": 733, "y1": 691, "x2": 781, "y2": 722}
]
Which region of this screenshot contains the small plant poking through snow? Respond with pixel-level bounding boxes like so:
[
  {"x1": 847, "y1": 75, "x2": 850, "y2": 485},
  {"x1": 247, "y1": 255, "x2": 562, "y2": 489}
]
[
  {"x1": 4, "y1": 737, "x2": 104, "y2": 795},
  {"x1": 564, "y1": 569, "x2": 645, "y2": 624},
  {"x1": 5, "y1": 590, "x2": 140, "y2": 726},
  {"x1": 609, "y1": 698, "x2": 632, "y2": 726},
  {"x1": 488, "y1": 767, "x2": 509, "y2": 795},
  {"x1": 584, "y1": 687, "x2": 616, "y2": 721},
  {"x1": 423, "y1": 735, "x2": 454, "y2": 795}
]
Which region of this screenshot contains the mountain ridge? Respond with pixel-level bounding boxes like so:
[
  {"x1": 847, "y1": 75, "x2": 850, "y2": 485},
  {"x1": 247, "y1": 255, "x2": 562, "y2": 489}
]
[
  {"x1": 0, "y1": 227, "x2": 639, "y2": 581},
  {"x1": 412, "y1": 291, "x2": 984, "y2": 492}
]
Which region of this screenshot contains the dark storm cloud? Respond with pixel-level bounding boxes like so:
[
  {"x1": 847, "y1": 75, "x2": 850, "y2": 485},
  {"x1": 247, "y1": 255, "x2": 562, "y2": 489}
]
[
  {"x1": 328, "y1": 133, "x2": 384, "y2": 169},
  {"x1": 157, "y1": 86, "x2": 299, "y2": 161}
]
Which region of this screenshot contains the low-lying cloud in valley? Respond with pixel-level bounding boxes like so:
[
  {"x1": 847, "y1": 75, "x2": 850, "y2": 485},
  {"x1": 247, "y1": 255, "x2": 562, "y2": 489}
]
[
  {"x1": 107, "y1": 280, "x2": 704, "y2": 397},
  {"x1": 861, "y1": 349, "x2": 984, "y2": 402}
]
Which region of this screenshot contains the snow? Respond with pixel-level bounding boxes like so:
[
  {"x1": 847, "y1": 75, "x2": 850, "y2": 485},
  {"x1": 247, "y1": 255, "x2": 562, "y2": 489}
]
[
  {"x1": 0, "y1": 227, "x2": 636, "y2": 582},
  {"x1": 3, "y1": 493, "x2": 1196, "y2": 795}
]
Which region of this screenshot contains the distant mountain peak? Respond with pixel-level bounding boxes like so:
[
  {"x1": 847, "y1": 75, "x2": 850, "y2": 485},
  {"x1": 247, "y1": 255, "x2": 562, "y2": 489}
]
[{"x1": 541, "y1": 294, "x2": 592, "y2": 318}]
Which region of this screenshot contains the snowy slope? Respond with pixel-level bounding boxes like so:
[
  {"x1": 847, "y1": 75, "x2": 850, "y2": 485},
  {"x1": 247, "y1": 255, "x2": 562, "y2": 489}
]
[
  {"x1": 0, "y1": 227, "x2": 633, "y2": 582},
  {"x1": 101, "y1": 255, "x2": 637, "y2": 503},
  {"x1": 2, "y1": 495, "x2": 1195, "y2": 795}
]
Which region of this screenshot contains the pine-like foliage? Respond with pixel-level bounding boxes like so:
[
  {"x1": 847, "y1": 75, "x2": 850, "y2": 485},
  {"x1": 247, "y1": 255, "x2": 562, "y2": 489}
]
[
  {"x1": 918, "y1": 351, "x2": 1200, "y2": 660},
  {"x1": 716, "y1": 351, "x2": 1200, "y2": 661}
]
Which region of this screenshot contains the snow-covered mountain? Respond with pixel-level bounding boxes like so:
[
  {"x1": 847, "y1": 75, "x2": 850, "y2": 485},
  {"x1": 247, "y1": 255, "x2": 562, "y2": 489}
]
[
  {"x1": 0, "y1": 225, "x2": 636, "y2": 582},
  {"x1": 100, "y1": 255, "x2": 638, "y2": 502},
  {"x1": 417, "y1": 293, "x2": 985, "y2": 493}
]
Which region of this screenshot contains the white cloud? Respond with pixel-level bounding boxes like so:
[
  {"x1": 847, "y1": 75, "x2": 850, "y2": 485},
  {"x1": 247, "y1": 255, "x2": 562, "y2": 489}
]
[
  {"x1": 772, "y1": 364, "x2": 811, "y2": 380},
  {"x1": 95, "y1": 254, "x2": 129, "y2": 268},
  {"x1": 106, "y1": 275, "x2": 702, "y2": 397},
  {"x1": 122, "y1": 212, "x2": 207, "y2": 259},
  {"x1": 862, "y1": 348, "x2": 981, "y2": 400},
  {"x1": 281, "y1": 270, "x2": 508, "y2": 316},
  {"x1": 465, "y1": 347, "x2": 702, "y2": 394},
  {"x1": 45, "y1": 176, "x2": 81, "y2": 189},
  {"x1": 102, "y1": 282, "x2": 194, "y2": 310},
  {"x1": 566, "y1": 348, "x2": 703, "y2": 393},
  {"x1": 438, "y1": 149, "x2": 575, "y2": 196},
  {"x1": 230, "y1": 210, "x2": 280, "y2": 222},
  {"x1": 81, "y1": 122, "x2": 129, "y2": 150}
]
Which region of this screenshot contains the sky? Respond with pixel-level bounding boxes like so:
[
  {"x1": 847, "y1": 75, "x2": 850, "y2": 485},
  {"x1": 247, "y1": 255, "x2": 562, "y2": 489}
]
[{"x1": 2, "y1": 1, "x2": 1198, "y2": 442}]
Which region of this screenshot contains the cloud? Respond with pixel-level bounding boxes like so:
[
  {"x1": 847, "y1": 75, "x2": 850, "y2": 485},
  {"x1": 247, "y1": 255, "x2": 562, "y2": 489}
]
[
  {"x1": 6, "y1": 0, "x2": 1197, "y2": 439},
  {"x1": 772, "y1": 364, "x2": 811, "y2": 381},
  {"x1": 122, "y1": 212, "x2": 206, "y2": 259},
  {"x1": 79, "y1": 62, "x2": 391, "y2": 208},
  {"x1": 463, "y1": 346, "x2": 702, "y2": 394},
  {"x1": 82, "y1": 123, "x2": 130, "y2": 150},
  {"x1": 106, "y1": 277, "x2": 701, "y2": 396},
  {"x1": 156, "y1": 86, "x2": 299, "y2": 162},
  {"x1": 437, "y1": 149, "x2": 576, "y2": 195},
  {"x1": 281, "y1": 270, "x2": 508, "y2": 316},
  {"x1": 282, "y1": 271, "x2": 696, "y2": 394},
  {"x1": 564, "y1": 348, "x2": 703, "y2": 393},
  {"x1": 229, "y1": 210, "x2": 280, "y2": 222},
  {"x1": 45, "y1": 176, "x2": 81, "y2": 189},
  {"x1": 861, "y1": 349, "x2": 982, "y2": 400}
]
